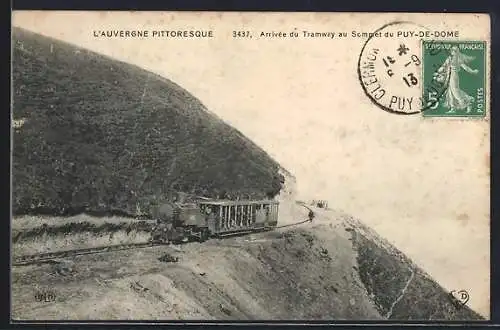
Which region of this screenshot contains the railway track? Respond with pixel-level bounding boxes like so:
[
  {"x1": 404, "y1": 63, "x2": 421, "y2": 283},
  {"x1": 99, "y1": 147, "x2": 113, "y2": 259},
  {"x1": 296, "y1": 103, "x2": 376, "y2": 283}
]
[
  {"x1": 12, "y1": 213, "x2": 313, "y2": 267},
  {"x1": 12, "y1": 242, "x2": 160, "y2": 266}
]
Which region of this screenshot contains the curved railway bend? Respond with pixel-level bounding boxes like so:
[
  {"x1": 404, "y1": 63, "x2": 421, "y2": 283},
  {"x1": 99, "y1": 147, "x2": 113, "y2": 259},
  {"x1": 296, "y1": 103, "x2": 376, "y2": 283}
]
[
  {"x1": 12, "y1": 204, "x2": 313, "y2": 267},
  {"x1": 12, "y1": 220, "x2": 312, "y2": 267}
]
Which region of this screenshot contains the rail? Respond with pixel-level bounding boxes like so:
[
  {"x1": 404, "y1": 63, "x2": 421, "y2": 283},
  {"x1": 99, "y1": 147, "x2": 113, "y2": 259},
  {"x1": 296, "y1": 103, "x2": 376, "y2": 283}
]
[
  {"x1": 12, "y1": 242, "x2": 160, "y2": 266},
  {"x1": 273, "y1": 203, "x2": 314, "y2": 229},
  {"x1": 12, "y1": 203, "x2": 314, "y2": 267}
]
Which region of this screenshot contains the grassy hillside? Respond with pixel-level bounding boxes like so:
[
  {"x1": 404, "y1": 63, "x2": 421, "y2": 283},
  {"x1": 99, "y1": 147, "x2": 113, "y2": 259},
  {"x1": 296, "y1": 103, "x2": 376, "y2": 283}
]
[
  {"x1": 344, "y1": 215, "x2": 484, "y2": 320},
  {"x1": 12, "y1": 28, "x2": 284, "y2": 217}
]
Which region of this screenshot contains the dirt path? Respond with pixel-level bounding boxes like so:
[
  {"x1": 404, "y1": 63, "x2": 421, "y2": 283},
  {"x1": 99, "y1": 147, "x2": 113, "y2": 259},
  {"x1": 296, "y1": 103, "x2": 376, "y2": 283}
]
[{"x1": 11, "y1": 204, "x2": 483, "y2": 321}]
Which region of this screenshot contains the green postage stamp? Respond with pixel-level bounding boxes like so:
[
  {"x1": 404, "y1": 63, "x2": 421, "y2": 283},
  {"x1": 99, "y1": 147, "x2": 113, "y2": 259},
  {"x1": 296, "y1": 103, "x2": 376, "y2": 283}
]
[{"x1": 422, "y1": 40, "x2": 486, "y2": 117}]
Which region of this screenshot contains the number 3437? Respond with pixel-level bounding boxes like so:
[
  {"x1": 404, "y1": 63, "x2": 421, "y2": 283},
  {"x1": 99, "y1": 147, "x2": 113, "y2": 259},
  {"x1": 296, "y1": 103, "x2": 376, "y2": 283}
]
[{"x1": 232, "y1": 31, "x2": 251, "y2": 38}]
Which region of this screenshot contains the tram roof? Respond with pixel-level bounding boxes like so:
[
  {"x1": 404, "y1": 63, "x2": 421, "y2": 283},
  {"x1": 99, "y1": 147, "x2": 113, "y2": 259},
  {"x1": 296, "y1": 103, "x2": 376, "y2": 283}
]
[{"x1": 198, "y1": 199, "x2": 279, "y2": 206}]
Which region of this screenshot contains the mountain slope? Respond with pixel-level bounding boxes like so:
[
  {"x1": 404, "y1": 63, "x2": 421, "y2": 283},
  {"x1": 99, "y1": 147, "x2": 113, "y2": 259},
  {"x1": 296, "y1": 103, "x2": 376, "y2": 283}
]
[
  {"x1": 11, "y1": 206, "x2": 485, "y2": 320},
  {"x1": 12, "y1": 28, "x2": 285, "y2": 217}
]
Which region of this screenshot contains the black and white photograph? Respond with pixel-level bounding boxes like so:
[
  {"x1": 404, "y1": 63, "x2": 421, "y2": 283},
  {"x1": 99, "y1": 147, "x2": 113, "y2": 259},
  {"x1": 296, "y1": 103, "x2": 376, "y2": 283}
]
[{"x1": 11, "y1": 11, "x2": 490, "y2": 321}]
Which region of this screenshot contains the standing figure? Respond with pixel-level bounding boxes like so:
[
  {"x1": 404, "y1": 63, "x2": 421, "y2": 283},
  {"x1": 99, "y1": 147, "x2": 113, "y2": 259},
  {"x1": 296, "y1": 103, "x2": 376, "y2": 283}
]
[
  {"x1": 206, "y1": 206, "x2": 216, "y2": 233},
  {"x1": 308, "y1": 210, "x2": 315, "y2": 222},
  {"x1": 433, "y1": 46, "x2": 479, "y2": 113}
]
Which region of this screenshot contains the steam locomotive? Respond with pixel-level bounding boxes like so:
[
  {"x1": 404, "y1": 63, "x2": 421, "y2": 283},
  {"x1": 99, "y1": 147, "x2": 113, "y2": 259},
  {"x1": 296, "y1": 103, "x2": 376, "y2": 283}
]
[{"x1": 151, "y1": 199, "x2": 280, "y2": 244}]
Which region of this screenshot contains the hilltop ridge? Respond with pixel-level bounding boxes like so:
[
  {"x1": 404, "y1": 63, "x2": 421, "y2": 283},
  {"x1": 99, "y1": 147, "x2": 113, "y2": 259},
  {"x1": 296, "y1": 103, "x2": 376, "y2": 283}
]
[{"x1": 12, "y1": 27, "x2": 286, "y2": 217}]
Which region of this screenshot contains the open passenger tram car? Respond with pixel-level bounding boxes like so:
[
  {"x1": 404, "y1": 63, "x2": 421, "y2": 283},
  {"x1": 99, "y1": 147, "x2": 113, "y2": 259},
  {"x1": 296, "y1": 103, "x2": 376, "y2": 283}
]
[{"x1": 151, "y1": 199, "x2": 279, "y2": 244}]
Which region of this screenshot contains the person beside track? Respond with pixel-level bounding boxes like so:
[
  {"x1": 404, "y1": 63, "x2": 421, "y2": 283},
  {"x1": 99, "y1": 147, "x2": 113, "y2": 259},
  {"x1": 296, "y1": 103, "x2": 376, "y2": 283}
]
[{"x1": 308, "y1": 210, "x2": 315, "y2": 222}]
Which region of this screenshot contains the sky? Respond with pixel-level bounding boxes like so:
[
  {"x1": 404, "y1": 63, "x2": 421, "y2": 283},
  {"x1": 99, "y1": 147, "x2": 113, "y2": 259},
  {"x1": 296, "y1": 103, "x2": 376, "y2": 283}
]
[{"x1": 12, "y1": 11, "x2": 490, "y2": 317}]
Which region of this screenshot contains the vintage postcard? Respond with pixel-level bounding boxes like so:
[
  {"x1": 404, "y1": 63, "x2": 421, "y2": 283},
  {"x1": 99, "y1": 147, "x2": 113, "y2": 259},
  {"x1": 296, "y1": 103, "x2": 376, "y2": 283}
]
[{"x1": 11, "y1": 11, "x2": 490, "y2": 321}]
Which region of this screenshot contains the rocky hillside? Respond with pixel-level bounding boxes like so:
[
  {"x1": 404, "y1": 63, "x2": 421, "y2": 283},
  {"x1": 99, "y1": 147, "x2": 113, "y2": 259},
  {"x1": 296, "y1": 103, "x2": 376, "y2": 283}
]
[
  {"x1": 12, "y1": 28, "x2": 284, "y2": 217},
  {"x1": 11, "y1": 206, "x2": 484, "y2": 321}
]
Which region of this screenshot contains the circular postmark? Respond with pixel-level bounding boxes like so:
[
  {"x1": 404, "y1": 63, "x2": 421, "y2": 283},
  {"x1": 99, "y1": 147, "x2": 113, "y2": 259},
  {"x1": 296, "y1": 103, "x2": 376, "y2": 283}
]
[{"x1": 357, "y1": 21, "x2": 451, "y2": 115}]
